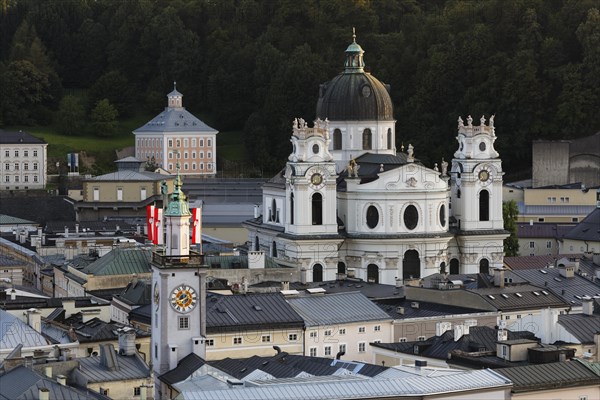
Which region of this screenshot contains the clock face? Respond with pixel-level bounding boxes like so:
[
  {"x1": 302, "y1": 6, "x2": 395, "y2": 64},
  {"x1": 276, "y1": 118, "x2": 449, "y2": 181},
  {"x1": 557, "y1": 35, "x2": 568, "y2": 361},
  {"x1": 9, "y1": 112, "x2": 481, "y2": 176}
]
[
  {"x1": 153, "y1": 283, "x2": 160, "y2": 308},
  {"x1": 170, "y1": 285, "x2": 197, "y2": 313},
  {"x1": 478, "y1": 169, "x2": 490, "y2": 182},
  {"x1": 311, "y1": 173, "x2": 323, "y2": 186}
]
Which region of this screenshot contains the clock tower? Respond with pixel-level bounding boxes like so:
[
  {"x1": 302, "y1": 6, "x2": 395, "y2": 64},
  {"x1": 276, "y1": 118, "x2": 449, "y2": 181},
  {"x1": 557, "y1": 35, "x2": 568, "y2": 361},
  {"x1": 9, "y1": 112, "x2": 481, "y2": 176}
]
[
  {"x1": 450, "y1": 115, "x2": 507, "y2": 274},
  {"x1": 151, "y1": 169, "x2": 207, "y2": 399}
]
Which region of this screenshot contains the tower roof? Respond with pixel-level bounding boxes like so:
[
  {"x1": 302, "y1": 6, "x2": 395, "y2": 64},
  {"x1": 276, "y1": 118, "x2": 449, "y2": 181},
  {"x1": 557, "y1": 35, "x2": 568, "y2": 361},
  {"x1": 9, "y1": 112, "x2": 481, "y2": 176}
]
[
  {"x1": 316, "y1": 30, "x2": 393, "y2": 121},
  {"x1": 164, "y1": 164, "x2": 191, "y2": 217}
]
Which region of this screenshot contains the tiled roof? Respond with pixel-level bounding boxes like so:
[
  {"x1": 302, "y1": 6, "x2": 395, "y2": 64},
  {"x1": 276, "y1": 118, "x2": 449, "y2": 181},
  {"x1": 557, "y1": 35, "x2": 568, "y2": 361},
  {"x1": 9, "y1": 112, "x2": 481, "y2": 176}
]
[
  {"x1": 557, "y1": 314, "x2": 600, "y2": 343},
  {"x1": 206, "y1": 293, "x2": 304, "y2": 332},
  {"x1": 286, "y1": 292, "x2": 392, "y2": 327},
  {"x1": 0, "y1": 130, "x2": 46, "y2": 144},
  {"x1": 510, "y1": 268, "x2": 600, "y2": 307},
  {"x1": 133, "y1": 107, "x2": 217, "y2": 134},
  {"x1": 81, "y1": 247, "x2": 151, "y2": 276},
  {"x1": 564, "y1": 207, "x2": 600, "y2": 241},
  {"x1": 497, "y1": 359, "x2": 600, "y2": 393}
]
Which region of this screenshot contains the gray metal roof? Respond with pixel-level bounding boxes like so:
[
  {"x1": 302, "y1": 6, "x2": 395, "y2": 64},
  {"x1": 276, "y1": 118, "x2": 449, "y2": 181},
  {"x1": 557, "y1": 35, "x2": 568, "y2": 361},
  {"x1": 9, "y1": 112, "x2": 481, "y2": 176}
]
[
  {"x1": 115, "y1": 279, "x2": 151, "y2": 306},
  {"x1": 86, "y1": 169, "x2": 170, "y2": 181},
  {"x1": 133, "y1": 107, "x2": 217, "y2": 134},
  {"x1": 0, "y1": 130, "x2": 46, "y2": 144},
  {"x1": 497, "y1": 359, "x2": 600, "y2": 393},
  {"x1": 557, "y1": 313, "x2": 600, "y2": 343},
  {"x1": 504, "y1": 254, "x2": 584, "y2": 270},
  {"x1": 206, "y1": 293, "x2": 304, "y2": 332},
  {"x1": 564, "y1": 207, "x2": 600, "y2": 241},
  {"x1": 286, "y1": 292, "x2": 392, "y2": 327},
  {"x1": 517, "y1": 202, "x2": 595, "y2": 216},
  {"x1": 517, "y1": 223, "x2": 574, "y2": 239},
  {"x1": 0, "y1": 214, "x2": 36, "y2": 226},
  {"x1": 375, "y1": 298, "x2": 489, "y2": 320},
  {"x1": 0, "y1": 309, "x2": 49, "y2": 349},
  {"x1": 510, "y1": 268, "x2": 600, "y2": 307},
  {"x1": 470, "y1": 283, "x2": 570, "y2": 310},
  {"x1": 159, "y1": 353, "x2": 205, "y2": 385},
  {"x1": 82, "y1": 247, "x2": 151, "y2": 276},
  {"x1": 76, "y1": 352, "x2": 150, "y2": 383},
  {"x1": 177, "y1": 368, "x2": 511, "y2": 400}
]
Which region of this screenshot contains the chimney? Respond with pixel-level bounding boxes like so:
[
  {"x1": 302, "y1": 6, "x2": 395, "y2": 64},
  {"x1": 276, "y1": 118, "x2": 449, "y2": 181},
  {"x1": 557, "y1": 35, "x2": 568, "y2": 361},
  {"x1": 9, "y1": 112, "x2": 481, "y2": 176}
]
[
  {"x1": 39, "y1": 388, "x2": 49, "y2": 400},
  {"x1": 497, "y1": 329, "x2": 508, "y2": 342},
  {"x1": 254, "y1": 205, "x2": 259, "y2": 218},
  {"x1": 10, "y1": 289, "x2": 16, "y2": 300},
  {"x1": 75, "y1": 224, "x2": 79, "y2": 234},
  {"x1": 436, "y1": 321, "x2": 452, "y2": 336},
  {"x1": 192, "y1": 337, "x2": 206, "y2": 358},
  {"x1": 335, "y1": 351, "x2": 345, "y2": 360},
  {"x1": 169, "y1": 344, "x2": 178, "y2": 370},
  {"x1": 495, "y1": 268, "x2": 505, "y2": 288},
  {"x1": 118, "y1": 328, "x2": 136, "y2": 356},
  {"x1": 57, "y1": 375, "x2": 67, "y2": 386},
  {"x1": 582, "y1": 297, "x2": 594, "y2": 316},
  {"x1": 300, "y1": 268, "x2": 308, "y2": 285},
  {"x1": 281, "y1": 281, "x2": 290, "y2": 291},
  {"x1": 454, "y1": 324, "x2": 468, "y2": 341},
  {"x1": 44, "y1": 366, "x2": 52, "y2": 378},
  {"x1": 64, "y1": 226, "x2": 69, "y2": 237},
  {"x1": 26, "y1": 308, "x2": 41, "y2": 332}
]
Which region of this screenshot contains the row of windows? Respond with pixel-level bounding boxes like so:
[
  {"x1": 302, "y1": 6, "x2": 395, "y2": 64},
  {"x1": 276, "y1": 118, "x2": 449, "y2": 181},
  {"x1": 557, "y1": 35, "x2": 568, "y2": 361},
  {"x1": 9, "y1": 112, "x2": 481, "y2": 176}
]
[
  {"x1": 547, "y1": 196, "x2": 570, "y2": 203},
  {"x1": 332, "y1": 128, "x2": 393, "y2": 151},
  {"x1": 3, "y1": 150, "x2": 39, "y2": 157},
  {"x1": 167, "y1": 162, "x2": 213, "y2": 171},
  {"x1": 167, "y1": 138, "x2": 212, "y2": 148},
  {"x1": 529, "y1": 241, "x2": 553, "y2": 249},
  {"x1": 309, "y1": 325, "x2": 381, "y2": 338},
  {"x1": 366, "y1": 203, "x2": 445, "y2": 230},
  {"x1": 168, "y1": 151, "x2": 212, "y2": 160},
  {"x1": 4, "y1": 162, "x2": 39, "y2": 171},
  {"x1": 4, "y1": 175, "x2": 39, "y2": 183}
]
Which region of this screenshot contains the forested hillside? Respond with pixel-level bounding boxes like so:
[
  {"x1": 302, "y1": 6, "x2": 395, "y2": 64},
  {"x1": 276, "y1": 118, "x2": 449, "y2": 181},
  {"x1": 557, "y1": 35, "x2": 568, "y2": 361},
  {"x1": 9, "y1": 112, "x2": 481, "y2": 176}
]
[{"x1": 1, "y1": 0, "x2": 600, "y2": 177}]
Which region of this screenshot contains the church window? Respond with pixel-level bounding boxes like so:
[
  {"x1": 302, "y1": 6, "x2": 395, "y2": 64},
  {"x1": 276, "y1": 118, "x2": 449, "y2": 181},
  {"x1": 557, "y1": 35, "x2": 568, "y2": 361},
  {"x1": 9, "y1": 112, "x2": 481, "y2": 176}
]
[
  {"x1": 479, "y1": 190, "x2": 490, "y2": 221},
  {"x1": 367, "y1": 264, "x2": 379, "y2": 283},
  {"x1": 450, "y1": 258, "x2": 459, "y2": 274},
  {"x1": 337, "y1": 262, "x2": 346, "y2": 275},
  {"x1": 387, "y1": 128, "x2": 393, "y2": 150},
  {"x1": 362, "y1": 129, "x2": 372, "y2": 150},
  {"x1": 312, "y1": 144, "x2": 319, "y2": 154},
  {"x1": 366, "y1": 205, "x2": 379, "y2": 229},
  {"x1": 403, "y1": 205, "x2": 419, "y2": 230},
  {"x1": 313, "y1": 264, "x2": 323, "y2": 282},
  {"x1": 290, "y1": 193, "x2": 294, "y2": 224},
  {"x1": 440, "y1": 262, "x2": 446, "y2": 274},
  {"x1": 479, "y1": 258, "x2": 490, "y2": 274},
  {"x1": 479, "y1": 142, "x2": 486, "y2": 151},
  {"x1": 270, "y1": 199, "x2": 277, "y2": 222},
  {"x1": 312, "y1": 193, "x2": 323, "y2": 225},
  {"x1": 439, "y1": 204, "x2": 446, "y2": 227},
  {"x1": 403, "y1": 250, "x2": 420, "y2": 279},
  {"x1": 333, "y1": 129, "x2": 342, "y2": 150},
  {"x1": 271, "y1": 241, "x2": 277, "y2": 257}
]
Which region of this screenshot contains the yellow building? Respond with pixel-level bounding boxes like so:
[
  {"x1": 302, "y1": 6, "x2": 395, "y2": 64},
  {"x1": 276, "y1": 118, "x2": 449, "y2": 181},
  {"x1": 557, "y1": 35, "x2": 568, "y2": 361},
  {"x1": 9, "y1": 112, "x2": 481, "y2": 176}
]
[{"x1": 516, "y1": 185, "x2": 596, "y2": 224}]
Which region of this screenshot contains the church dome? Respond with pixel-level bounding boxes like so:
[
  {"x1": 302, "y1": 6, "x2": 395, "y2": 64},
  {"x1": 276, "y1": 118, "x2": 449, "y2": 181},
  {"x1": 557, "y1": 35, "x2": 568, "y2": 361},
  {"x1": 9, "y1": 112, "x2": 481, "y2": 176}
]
[{"x1": 316, "y1": 32, "x2": 393, "y2": 121}]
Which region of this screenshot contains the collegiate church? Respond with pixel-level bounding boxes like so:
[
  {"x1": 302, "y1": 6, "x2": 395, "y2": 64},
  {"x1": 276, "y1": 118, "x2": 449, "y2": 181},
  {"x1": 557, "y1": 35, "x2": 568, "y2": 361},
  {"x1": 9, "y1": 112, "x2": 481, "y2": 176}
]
[{"x1": 244, "y1": 33, "x2": 507, "y2": 285}]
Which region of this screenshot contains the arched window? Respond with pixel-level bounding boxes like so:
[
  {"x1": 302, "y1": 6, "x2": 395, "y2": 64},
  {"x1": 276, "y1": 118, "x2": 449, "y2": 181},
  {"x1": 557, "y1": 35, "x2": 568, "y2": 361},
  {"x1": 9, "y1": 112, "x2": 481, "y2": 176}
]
[
  {"x1": 403, "y1": 250, "x2": 420, "y2": 280},
  {"x1": 439, "y1": 204, "x2": 446, "y2": 227},
  {"x1": 362, "y1": 129, "x2": 372, "y2": 150},
  {"x1": 271, "y1": 241, "x2": 277, "y2": 257},
  {"x1": 254, "y1": 236, "x2": 259, "y2": 251},
  {"x1": 290, "y1": 193, "x2": 294, "y2": 225},
  {"x1": 333, "y1": 129, "x2": 342, "y2": 150},
  {"x1": 367, "y1": 264, "x2": 379, "y2": 283},
  {"x1": 440, "y1": 262, "x2": 446, "y2": 274},
  {"x1": 387, "y1": 128, "x2": 392, "y2": 150},
  {"x1": 479, "y1": 190, "x2": 489, "y2": 221},
  {"x1": 270, "y1": 198, "x2": 277, "y2": 222},
  {"x1": 313, "y1": 264, "x2": 323, "y2": 282},
  {"x1": 337, "y1": 262, "x2": 346, "y2": 275},
  {"x1": 312, "y1": 193, "x2": 323, "y2": 225},
  {"x1": 450, "y1": 258, "x2": 459, "y2": 274},
  {"x1": 479, "y1": 258, "x2": 489, "y2": 274}
]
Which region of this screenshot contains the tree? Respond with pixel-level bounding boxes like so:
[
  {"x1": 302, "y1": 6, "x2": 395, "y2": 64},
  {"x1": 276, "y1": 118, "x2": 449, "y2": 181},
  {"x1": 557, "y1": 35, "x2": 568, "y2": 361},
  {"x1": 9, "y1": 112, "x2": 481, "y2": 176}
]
[
  {"x1": 1, "y1": 60, "x2": 50, "y2": 125},
  {"x1": 90, "y1": 98, "x2": 118, "y2": 137},
  {"x1": 55, "y1": 95, "x2": 85, "y2": 135},
  {"x1": 503, "y1": 200, "x2": 519, "y2": 257},
  {"x1": 89, "y1": 70, "x2": 135, "y2": 117}
]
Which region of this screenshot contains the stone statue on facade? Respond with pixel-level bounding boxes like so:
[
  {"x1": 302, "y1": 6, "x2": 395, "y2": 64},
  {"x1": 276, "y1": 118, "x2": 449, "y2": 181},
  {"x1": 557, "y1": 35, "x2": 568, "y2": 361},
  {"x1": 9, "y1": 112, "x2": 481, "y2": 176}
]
[
  {"x1": 407, "y1": 144, "x2": 415, "y2": 162},
  {"x1": 467, "y1": 115, "x2": 473, "y2": 127},
  {"x1": 458, "y1": 116, "x2": 464, "y2": 128},
  {"x1": 348, "y1": 158, "x2": 359, "y2": 178},
  {"x1": 480, "y1": 115, "x2": 486, "y2": 126},
  {"x1": 441, "y1": 158, "x2": 448, "y2": 176}
]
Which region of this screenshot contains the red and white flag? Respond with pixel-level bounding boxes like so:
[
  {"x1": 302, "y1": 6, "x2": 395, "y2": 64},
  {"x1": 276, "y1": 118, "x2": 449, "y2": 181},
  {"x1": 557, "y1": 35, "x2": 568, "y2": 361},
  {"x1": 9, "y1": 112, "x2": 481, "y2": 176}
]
[
  {"x1": 146, "y1": 205, "x2": 154, "y2": 242},
  {"x1": 192, "y1": 207, "x2": 202, "y2": 244},
  {"x1": 154, "y1": 207, "x2": 164, "y2": 245}
]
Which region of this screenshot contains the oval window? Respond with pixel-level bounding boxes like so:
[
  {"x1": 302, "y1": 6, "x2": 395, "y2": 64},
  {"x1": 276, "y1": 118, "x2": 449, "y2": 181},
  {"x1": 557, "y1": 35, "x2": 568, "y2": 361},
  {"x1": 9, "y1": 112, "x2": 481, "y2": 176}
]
[
  {"x1": 479, "y1": 142, "x2": 486, "y2": 151},
  {"x1": 366, "y1": 205, "x2": 379, "y2": 229},
  {"x1": 439, "y1": 204, "x2": 446, "y2": 227},
  {"x1": 403, "y1": 205, "x2": 418, "y2": 230},
  {"x1": 312, "y1": 144, "x2": 319, "y2": 154}
]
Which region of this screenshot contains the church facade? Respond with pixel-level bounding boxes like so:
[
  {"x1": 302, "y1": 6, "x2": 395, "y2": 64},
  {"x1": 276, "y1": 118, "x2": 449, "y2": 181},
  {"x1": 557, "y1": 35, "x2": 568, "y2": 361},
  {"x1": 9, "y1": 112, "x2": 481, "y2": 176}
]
[{"x1": 244, "y1": 34, "x2": 507, "y2": 285}]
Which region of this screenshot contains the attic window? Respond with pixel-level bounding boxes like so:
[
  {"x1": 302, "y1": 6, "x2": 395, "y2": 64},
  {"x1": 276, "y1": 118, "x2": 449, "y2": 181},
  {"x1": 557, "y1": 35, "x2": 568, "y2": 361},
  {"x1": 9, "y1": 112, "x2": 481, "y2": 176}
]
[
  {"x1": 575, "y1": 295, "x2": 582, "y2": 300},
  {"x1": 501, "y1": 294, "x2": 509, "y2": 299},
  {"x1": 487, "y1": 295, "x2": 495, "y2": 300},
  {"x1": 253, "y1": 305, "x2": 263, "y2": 311},
  {"x1": 539, "y1": 270, "x2": 547, "y2": 274},
  {"x1": 554, "y1": 277, "x2": 562, "y2": 282},
  {"x1": 515, "y1": 293, "x2": 523, "y2": 298},
  {"x1": 533, "y1": 292, "x2": 540, "y2": 296},
  {"x1": 541, "y1": 291, "x2": 549, "y2": 296}
]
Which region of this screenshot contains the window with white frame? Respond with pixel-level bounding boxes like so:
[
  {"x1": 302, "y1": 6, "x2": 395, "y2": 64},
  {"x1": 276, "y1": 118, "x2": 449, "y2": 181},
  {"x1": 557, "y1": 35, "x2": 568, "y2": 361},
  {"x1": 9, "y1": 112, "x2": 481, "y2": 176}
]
[
  {"x1": 184, "y1": 151, "x2": 188, "y2": 159},
  {"x1": 192, "y1": 138, "x2": 196, "y2": 147},
  {"x1": 529, "y1": 241, "x2": 535, "y2": 248},
  {"x1": 200, "y1": 139, "x2": 204, "y2": 147},
  {"x1": 4, "y1": 163, "x2": 8, "y2": 170},
  {"x1": 24, "y1": 150, "x2": 28, "y2": 157},
  {"x1": 24, "y1": 163, "x2": 28, "y2": 170},
  {"x1": 309, "y1": 331, "x2": 318, "y2": 338},
  {"x1": 309, "y1": 347, "x2": 317, "y2": 357},
  {"x1": 178, "y1": 316, "x2": 189, "y2": 330},
  {"x1": 176, "y1": 139, "x2": 181, "y2": 147},
  {"x1": 339, "y1": 328, "x2": 346, "y2": 335},
  {"x1": 169, "y1": 139, "x2": 173, "y2": 147},
  {"x1": 233, "y1": 337, "x2": 242, "y2": 345},
  {"x1": 134, "y1": 387, "x2": 141, "y2": 396},
  {"x1": 14, "y1": 150, "x2": 18, "y2": 157},
  {"x1": 208, "y1": 152, "x2": 212, "y2": 159},
  {"x1": 339, "y1": 344, "x2": 346, "y2": 353},
  {"x1": 324, "y1": 346, "x2": 331, "y2": 356},
  {"x1": 192, "y1": 151, "x2": 196, "y2": 158},
  {"x1": 24, "y1": 176, "x2": 28, "y2": 182},
  {"x1": 33, "y1": 176, "x2": 38, "y2": 182},
  {"x1": 33, "y1": 150, "x2": 37, "y2": 156},
  {"x1": 14, "y1": 162, "x2": 18, "y2": 170},
  {"x1": 33, "y1": 162, "x2": 38, "y2": 170},
  {"x1": 261, "y1": 335, "x2": 271, "y2": 343},
  {"x1": 358, "y1": 342, "x2": 366, "y2": 352},
  {"x1": 206, "y1": 339, "x2": 214, "y2": 346},
  {"x1": 374, "y1": 325, "x2": 381, "y2": 332},
  {"x1": 192, "y1": 163, "x2": 196, "y2": 170},
  {"x1": 208, "y1": 139, "x2": 212, "y2": 147},
  {"x1": 4, "y1": 150, "x2": 8, "y2": 157},
  {"x1": 358, "y1": 326, "x2": 365, "y2": 333},
  {"x1": 324, "y1": 329, "x2": 332, "y2": 336},
  {"x1": 4, "y1": 176, "x2": 9, "y2": 183},
  {"x1": 288, "y1": 333, "x2": 298, "y2": 341},
  {"x1": 546, "y1": 241, "x2": 552, "y2": 248},
  {"x1": 200, "y1": 163, "x2": 204, "y2": 170},
  {"x1": 184, "y1": 139, "x2": 188, "y2": 147}
]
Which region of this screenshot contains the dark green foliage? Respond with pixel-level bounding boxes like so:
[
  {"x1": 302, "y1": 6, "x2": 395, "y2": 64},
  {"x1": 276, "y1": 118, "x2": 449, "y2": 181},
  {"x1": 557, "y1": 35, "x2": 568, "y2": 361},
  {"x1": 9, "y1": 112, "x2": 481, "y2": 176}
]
[
  {"x1": 90, "y1": 98, "x2": 118, "y2": 137},
  {"x1": 503, "y1": 200, "x2": 520, "y2": 257},
  {"x1": 55, "y1": 95, "x2": 86, "y2": 136},
  {"x1": 2, "y1": 1, "x2": 600, "y2": 177}
]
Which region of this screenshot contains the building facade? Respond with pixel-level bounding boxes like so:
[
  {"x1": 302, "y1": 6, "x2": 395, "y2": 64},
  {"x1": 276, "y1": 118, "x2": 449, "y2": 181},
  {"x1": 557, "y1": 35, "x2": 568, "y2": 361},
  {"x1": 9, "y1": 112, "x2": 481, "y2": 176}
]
[
  {"x1": 244, "y1": 34, "x2": 507, "y2": 284},
  {"x1": 134, "y1": 85, "x2": 218, "y2": 176},
  {"x1": 0, "y1": 130, "x2": 48, "y2": 190}
]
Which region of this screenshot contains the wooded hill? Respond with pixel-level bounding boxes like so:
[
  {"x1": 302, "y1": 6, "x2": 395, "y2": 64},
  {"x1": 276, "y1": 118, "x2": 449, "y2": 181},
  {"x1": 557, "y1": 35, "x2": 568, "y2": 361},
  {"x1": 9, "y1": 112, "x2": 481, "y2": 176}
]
[{"x1": 2, "y1": 0, "x2": 600, "y2": 177}]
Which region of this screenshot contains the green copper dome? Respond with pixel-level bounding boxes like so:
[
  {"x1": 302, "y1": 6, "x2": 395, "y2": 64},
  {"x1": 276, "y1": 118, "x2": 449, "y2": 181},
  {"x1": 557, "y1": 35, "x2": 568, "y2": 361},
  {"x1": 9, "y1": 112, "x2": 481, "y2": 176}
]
[{"x1": 164, "y1": 166, "x2": 191, "y2": 217}]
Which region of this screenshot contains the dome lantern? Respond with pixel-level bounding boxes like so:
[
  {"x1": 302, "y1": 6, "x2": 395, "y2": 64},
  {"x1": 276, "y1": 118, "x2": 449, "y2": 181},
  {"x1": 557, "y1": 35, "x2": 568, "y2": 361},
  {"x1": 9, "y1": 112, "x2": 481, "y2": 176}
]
[{"x1": 344, "y1": 27, "x2": 365, "y2": 73}]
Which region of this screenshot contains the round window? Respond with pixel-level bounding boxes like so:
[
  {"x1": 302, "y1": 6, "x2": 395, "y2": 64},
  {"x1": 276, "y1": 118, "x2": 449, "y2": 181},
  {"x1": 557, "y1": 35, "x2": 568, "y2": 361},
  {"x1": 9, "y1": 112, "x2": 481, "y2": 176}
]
[
  {"x1": 366, "y1": 205, "x2": 379, "y2": 229},
  {"x1": 312, "y1": 144, "x2": 319, "y2": 154},
  {"x1": 403, "y1": 205, "x2": 418, "y2": 230},
  {"x1": 479, "y1": 142, "x2": 486, "y2": 151},
  {"x1": 439, "y1": 204, "x2": 446, "y2": 227}
]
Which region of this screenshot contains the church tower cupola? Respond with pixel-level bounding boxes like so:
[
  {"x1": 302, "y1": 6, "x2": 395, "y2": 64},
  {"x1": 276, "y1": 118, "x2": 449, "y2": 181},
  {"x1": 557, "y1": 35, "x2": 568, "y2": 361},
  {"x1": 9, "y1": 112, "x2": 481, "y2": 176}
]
[
  {"x1": 167, "y1": 82, "x2": 183, "y2": 108},
  {"x1": 344, "y1": 28, "x2": 365, "y2": 73}
]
